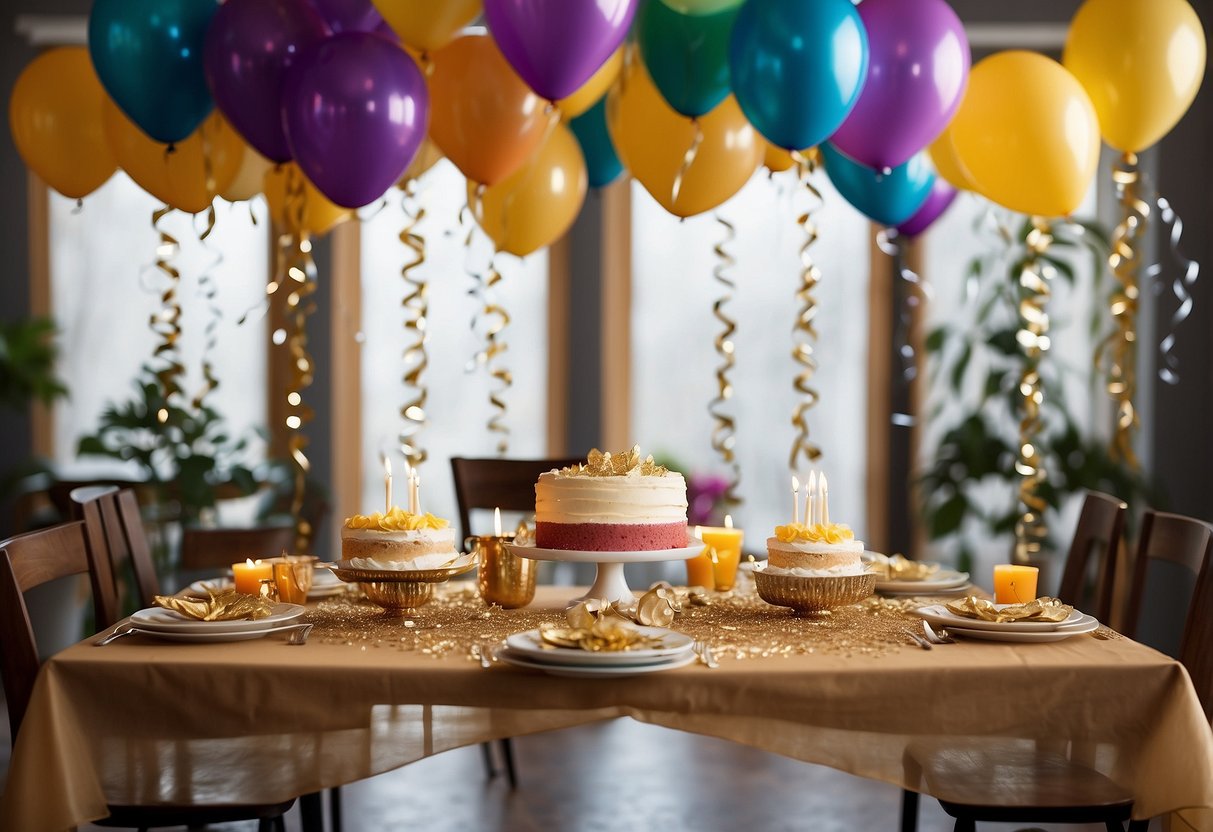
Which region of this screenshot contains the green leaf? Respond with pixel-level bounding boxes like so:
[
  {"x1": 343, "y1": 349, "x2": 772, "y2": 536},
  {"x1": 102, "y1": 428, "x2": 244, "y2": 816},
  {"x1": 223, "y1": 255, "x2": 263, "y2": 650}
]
[
  {"x1": 950, "y1": 344, "x2": 972, "y2": 392},
  {"x1": 929, "y1": 493, "x2": 968, "y2": 538},
  {"x1": 925, "y1": 327, "x2": 947, "y2": 353}
]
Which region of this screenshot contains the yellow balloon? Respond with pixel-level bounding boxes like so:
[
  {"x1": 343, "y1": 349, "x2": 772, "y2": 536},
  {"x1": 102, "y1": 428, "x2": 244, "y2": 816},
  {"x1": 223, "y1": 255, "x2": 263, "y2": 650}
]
[
  {"x1": 221, "y1": 144, "x2": 273, "y2": 202},
  {"x1": 264, "y1": 163, "x2": 351, "y2": 236},
  {"x1": 103, "y1": 101, "x2": 243, "y2": 214},
  {"x1": 608, "y1": 61, "x2": 762, "y2": 218},
  {"x1": 374, "y1": 0, "x2": 481, "y2": 54},
  {"x1": 1064, "y1": 0, "x2": 1206, "y2": 153},
  {"x1": 763, "y1": 143, "x2": 798, "y2": 173},
  {"x1": 469, "y1": 123, "x2": 588, "y2": 257},
  {"x1": 558, "y1": 47, "x2": 624, "y2": 118},
  {"x1": 950, "y1": 52, "x2": 1100, "y2": 217},
  {"x1": 927, "y1": 123, "x2": 977, "y2": 191},
  {"x1": 397, "y1": 137, "x2": 444, "y2": 187},
  {"x1": 9, "y1": 47, "x2": 116, "y2": 199}
]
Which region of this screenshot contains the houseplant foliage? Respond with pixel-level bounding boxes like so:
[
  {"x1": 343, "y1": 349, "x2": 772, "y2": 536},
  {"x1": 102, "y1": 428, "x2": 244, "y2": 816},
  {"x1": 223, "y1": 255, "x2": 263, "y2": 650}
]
[{"x1": 0, "y1": 317, "x2": 68, "y2": 409}]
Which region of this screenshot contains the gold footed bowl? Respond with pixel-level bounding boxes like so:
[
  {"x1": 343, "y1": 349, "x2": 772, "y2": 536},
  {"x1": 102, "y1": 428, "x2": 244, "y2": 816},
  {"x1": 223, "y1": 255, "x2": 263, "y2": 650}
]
[
  {"x1": 753, "y1": 566, "x2": 876, "y2": 616},
  {"x1": 326, "y1": 558, "x2": 477, "y2": 618}
]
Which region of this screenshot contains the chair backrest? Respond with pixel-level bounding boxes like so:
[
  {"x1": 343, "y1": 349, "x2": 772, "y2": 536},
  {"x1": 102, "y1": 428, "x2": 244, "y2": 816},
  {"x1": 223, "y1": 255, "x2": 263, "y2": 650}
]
[
  {"x1": 1124, "y1": 511, "x2": 1213, "y2": 657},
  {"x1": 179, "y1": 526, "x2": 297, "y2": 572},
  {"x1": 48, "y1": 478, "x2": 148, "y2": 518},
  {"x1": 1056, "y1": 492, "x2": 1127, "y2": 623},
  {"x1": 450, "y1": 457, "x2": 582, "y2": 541},
  {"x1": 1181, "y1": 552, "x2": 1213, "y2": 722},
  {"x1": 71, "y1": 486, "x2": 161, "y2": 611},
  {"x1": 0, "y1": 521, "x2": 118, "y2": 739}
]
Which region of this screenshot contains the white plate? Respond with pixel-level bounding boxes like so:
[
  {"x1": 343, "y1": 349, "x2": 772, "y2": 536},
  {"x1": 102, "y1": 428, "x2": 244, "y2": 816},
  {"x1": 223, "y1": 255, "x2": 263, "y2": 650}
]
[
  {"x1": 945, "y1": 615, "x2": 1100, "y2": 643},
  {"x1": 505, "y1": 536, "x2": 705, "y2": 564},
  {"x1": 495, "y1": 647, "x2": 697, "y2": 678},
  {"x1": 504, "y1": 627, "x2": 694, "y2": 667},
  {"x1": 913, "y1": 603, "x2": 1085, "y2": 633},
  {"x1": 875, "y1": 570, "x2": 971, "y2": 593},
  {"x1": 119, "y1": 626, "x2": 297, "y2": 644},
  {"x1": 130, "y1": 603, "x2": 305, "y2": 634}
]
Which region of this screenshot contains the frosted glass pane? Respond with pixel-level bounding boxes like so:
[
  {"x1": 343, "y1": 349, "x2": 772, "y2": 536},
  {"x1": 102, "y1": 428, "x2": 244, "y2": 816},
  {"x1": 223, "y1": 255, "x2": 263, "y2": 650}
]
[
  {"x1": 49, "y1": 173, "x2": 269, "y2": 477},
  {"x1": 631, "y1": 173, "x2": 871, "y2": 548},
  {"x1": 360, "y1": 160, "x2": 548, "y2": 526}
]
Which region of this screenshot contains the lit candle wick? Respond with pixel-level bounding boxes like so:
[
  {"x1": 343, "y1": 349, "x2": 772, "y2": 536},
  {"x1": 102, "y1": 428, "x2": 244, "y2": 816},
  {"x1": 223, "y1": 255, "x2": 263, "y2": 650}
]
[
  {"x1": 382, "y1": 454, "x2": 392, "y2": 514},
  {"x1": 724, "y1": 514, "x2": 733, "y2": 529},
  {"x1": 791, "y1": 475, "x2": 800, "y2": 525},
  {"x1": 494, "y1": 506, "x2": 503, "y2": 537},
  {"x1": 821, "y1": 472, "x2": 830, "y2": 526}
]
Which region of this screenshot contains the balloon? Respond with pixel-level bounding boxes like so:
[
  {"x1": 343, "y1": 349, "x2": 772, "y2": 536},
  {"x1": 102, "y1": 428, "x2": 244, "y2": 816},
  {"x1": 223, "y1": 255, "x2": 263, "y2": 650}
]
[
  {"x1": 763, "y1": 144, "x2": 800, "y2": 174},
  {"x1": 729, "y1": 0, "x2": 868, "y2": 151},
  {"x1": 204, "y1": 0, "x2": 329, "y2": 164},
  {"x1": 103, "y1": 101, "x2": 243, "y2": 214},
  {"x1": 373, "y1": 0, "x2": 481, "y2": 54},
  {"x1": 1064, "y1": 0, "x2": 1206, "y2": 153},
  {"x1": 484, "y1": 0, "x2": 639, "y2": 101},
  {"x1": 558, "y1": 48, "x2": 624, "y2": 119},
  {"x1": 282, "y1": 33, "x2": 429, "y2": 209},
  {"x1": 308, "y1": 0, "x2": 382, "y2": 33},
  {"x1": 569, "y1": 97, "x2": 624, "y2": 188},
  {"x1": 895, "y1": 179, "x2": 957, "y2": 238},
  {"x1": 661, "y1": 0, "x2": 743, "y2": 14},
  {"x1": 950, "y1": 52, "x2": 1100, "y2": 217},
  {"x1": 263, "y1": 163, "x2": 351, "y2": 236},
  {"x1": 470, "y1": 123, "x2": 588, "y2": 257},
  {"x1": 927, "y1": 124, "x2": 977, "y2": 191},
  {"x1": 222, "y1": 145, "x2": 274, "y2": 202},
  {"x1": 821, "y1": 144, "x2": 935, "y2": 227},
  {"x1": 428, "y1": 34, "x2": 548, "y2": 186},
  {"x1": 831, "y1": 0, "x2": 970, "y2": 170},
  {"x1": 608, "y1": 60, "x2": 762, "y2": 217},
  {"x1": 398, "y1": 138, "x2": 444, "y2": 186},
  {"x1": 88, "y1": 0, "x2": 217, "y2": 145},
  {"x1": 638, "y1": 0, "x2": 738, "y2": 118},
  {"x1": 8, "y1": 48, "x2": 117, "y2": 199}
]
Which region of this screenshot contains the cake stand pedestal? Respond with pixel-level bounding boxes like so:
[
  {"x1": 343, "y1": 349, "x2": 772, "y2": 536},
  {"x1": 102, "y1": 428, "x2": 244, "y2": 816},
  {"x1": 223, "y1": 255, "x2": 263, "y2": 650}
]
[{"x1": 504, "y1": 537, "x2": 704, "y2": 606}]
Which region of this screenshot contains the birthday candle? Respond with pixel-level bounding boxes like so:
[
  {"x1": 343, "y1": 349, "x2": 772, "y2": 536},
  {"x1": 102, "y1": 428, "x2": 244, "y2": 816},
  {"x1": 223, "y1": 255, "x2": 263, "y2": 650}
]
[
  {"x1": 791, "y1": 475, "x2": 800, "y2": 525},
  {"x1": 821, "y1": 472, "x2": 830, "y2": 526},
  {"x1": 806, "y1": 471, "x2": 817, "y2": 526}
]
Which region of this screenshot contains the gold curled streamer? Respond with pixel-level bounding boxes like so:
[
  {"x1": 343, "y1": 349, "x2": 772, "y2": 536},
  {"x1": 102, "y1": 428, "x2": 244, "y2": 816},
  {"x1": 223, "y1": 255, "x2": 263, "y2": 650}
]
[
  {"x1": 875, "y1": 229, "x2": 932, "y2": 415},
  {"x1": 709, "y1": 213, "x2": 742, "y2": 508},
  {"x1": 398, "y1": 181, "x2": 429, "y2": 468},
  {"x1": 462, "y1": 211, "x2": 512, "y2": 456},
  {"x1": 281, "y1": 165, "x2": 316, "y2": 552},
  {"x1": 788, "y1": 148, "x2": 823, "y2": 470},
  {"x1": 191, "y1": 123, "x2": 221, "y2": 410},
  {"x1": 671, "y1": 118, "x2": 705, "y2": 208},
  {"x1": 1013, "y1": 218, "x2": 1054, "y2": 565},
  {"x1": 150, "y1": 205, "x2": 185, "y2": 423},
  {"x1": 1154, "y1": 193, "x2": 1199, "y2": 385}
]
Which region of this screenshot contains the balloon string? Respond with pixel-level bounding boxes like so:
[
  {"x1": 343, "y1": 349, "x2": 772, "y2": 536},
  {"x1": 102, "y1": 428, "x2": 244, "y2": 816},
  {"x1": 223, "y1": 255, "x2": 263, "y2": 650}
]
[
  {"x1": 875, "y1": 229, "x2": 932, "y2": 424},
  {"x1": 283, "y1": 165, "x2": 316, "y2": 552},
  {"x1": 671, "y1": 118, "x2": 704, "y2": 209},
  {"x1": 788, "y1": 148, "x2": 823, "y2": 470},
  {"x1": 150, "y1": 205, "x2": 185, "y2": 423},
  {"x1": 191, "y1": 126, "x2": 221, "y2": 410},
  {"x1": 462, "y1": 210, "x2": 512, "y2": 456},
  {"x1": 399, "y1": 181, "x2": 429, "y2": 468},
  {"x1": 1013, "y1": 217, "x2": 1054, "y2": 565},
  {"x1": 710, "y1": 213, "x2": 742, "y2": 508},
  {"x1": 1154, "y1": 192, "x2": 1199, "y2": 385}
]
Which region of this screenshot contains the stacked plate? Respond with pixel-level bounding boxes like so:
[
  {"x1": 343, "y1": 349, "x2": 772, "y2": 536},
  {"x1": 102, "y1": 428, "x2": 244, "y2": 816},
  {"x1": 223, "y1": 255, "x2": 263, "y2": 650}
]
[
  {"x1": 187, "y1": 567, "x2": 346, "y2": 600},
  {"x1": 912, "y1": 603, "x2": 1100, "y2": 643},
  {"x1": 495, "y1": 627, "x2": 697, "y2": 678},
  {"x1": 122, "y1": 603, "x2": 307, "y2": 643},
  {"x1": 875, "y1": 568, "x2": 971, "y2": 596}
]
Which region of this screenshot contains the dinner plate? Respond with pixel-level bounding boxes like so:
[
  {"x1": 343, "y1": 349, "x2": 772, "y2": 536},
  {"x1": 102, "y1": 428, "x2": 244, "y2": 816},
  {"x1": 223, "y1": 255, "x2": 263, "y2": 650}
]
[
  {"x1": 944, "y1": 615, "x2": 1100, "y2": 643},
  {"x1": 130, "y1": 603, "x2": 305, "y2": 634},
  {"x1": 504, "y1": 627, "x2": 694, "y2": 667},
  {"x1": 874, "y1": 570, "x2": 971, "y2": 594},
  {"x1": 913, "y1": 603, "x2": 1085, "y2": 632},
  {"x1": 116, "y1": 626, "x2": 299, "y2": 644},
  {"x1": 495, "y1": 647, "x2": 697, "y2": 678}
]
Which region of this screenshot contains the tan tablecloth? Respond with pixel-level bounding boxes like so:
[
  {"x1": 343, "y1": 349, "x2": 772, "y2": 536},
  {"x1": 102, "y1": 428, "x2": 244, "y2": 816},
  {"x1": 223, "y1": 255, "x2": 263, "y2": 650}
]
[{"x1": 4, "y1": 586, "x2": 1213, "y2": 831}]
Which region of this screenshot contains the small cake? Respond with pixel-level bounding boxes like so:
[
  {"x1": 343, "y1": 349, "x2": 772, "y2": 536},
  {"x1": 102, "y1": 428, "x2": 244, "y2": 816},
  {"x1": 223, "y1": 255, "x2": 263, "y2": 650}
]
[
  {"x1": 535, "y1": 447, "x2": 688, "y2": 551},
  {"x1": 765, "y1": 522, "x2": 866, "y2": 577},
  {"x1": 342, "y1": 507, "x2": 458, "y2": 570}
]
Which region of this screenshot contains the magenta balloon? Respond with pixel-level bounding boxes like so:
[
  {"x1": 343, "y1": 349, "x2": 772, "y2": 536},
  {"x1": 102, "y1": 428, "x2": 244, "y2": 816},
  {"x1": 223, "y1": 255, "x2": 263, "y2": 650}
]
[
  {"x1": 203, "y1": 0, "x2": 329, "y2": 163},
  {"x1": 308, "y1": 0, "x2": 382, "y2": 33},
  {"x1": 895, "y1": 179, "x2": 957, "y2": 237},
  {"x1": 484, "y1": 0, "x2": 639, "y2": 101},
  {"x1": 830, "y1": 0, "x2": 970, "y2": 171},
  {"x1": 281, "y1": 32, "x2": 429, "y2": 208}
]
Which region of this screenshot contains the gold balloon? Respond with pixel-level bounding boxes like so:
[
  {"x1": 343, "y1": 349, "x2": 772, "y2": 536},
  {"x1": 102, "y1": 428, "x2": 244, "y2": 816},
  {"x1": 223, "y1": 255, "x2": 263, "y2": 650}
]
[
  {"x1": 558, "y1": 47, "x2": 624, "y2": 118},
  {"x1": 950, "y1": 51, "x2": 1100, "y2": 217},
  {"x1": 470, "y1": 123, "x2": 588, "y2": 257},
  {"x1": 763, "y1": 143, "x2": 798, "y2": 173},
  {"x1": 398, "y1": 137, "x2": 444, "y2": 186},
  {"x1": 927, "y1": 123, "x2": 977, "y2": 191},
  {"x1": 608, "y1": 60, "x2": 762, "y2": 218},
  {"x1": 9, "y1": 47, "x2": 116, "y2": 199},
  {"x1": 1064, "y1": 0, "x2": 1206, "y2": 153},
  {"x1": 221, "y1": 144, "x2": 273, "y2": 202},
  {"x1": 264, "y1": 163, "x2": 351, "y2": 236},
  {"x1": 374, "y1": 0, "x2": 481, "y2": 54},
  {"x1": 103, "y1": 101, "x2": 243, "y2": 214}
]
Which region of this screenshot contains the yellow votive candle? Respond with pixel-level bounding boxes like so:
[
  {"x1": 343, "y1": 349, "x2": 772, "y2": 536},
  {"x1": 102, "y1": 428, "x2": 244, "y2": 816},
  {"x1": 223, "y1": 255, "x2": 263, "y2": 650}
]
[
  {"x1": 993, "y1": 564, "x2": 1039, "y2": 604},
  {"x1": 687, "y1": 518, "x2": 744, "y2": 591},
  {"x1": 232, "y1": 558, "x2": 273, "y2": 595}
]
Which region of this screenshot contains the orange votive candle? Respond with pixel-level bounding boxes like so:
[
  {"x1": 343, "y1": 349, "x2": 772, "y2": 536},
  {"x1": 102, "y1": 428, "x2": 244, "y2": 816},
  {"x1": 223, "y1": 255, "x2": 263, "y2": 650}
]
[
  {"x1": 993, "y1": 564, "x2": 1039, "y2": 604},
  {"x1": 687, "y1": 520, "x2": 744, "y2": 591},
  {"x1": 232, "y1": 558, "x2": 273, "y2": 595}
]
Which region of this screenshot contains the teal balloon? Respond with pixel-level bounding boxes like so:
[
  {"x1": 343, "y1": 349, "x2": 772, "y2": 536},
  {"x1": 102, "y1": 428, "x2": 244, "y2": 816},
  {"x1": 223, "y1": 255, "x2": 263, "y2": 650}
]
[
  {"x1": 820, "y1": 143, "x2": 935, "y2": 227},
  {"x1": 569, "y1": 97, "x2": 623, "y2": 189},
  {"x1": 638, "y1": 0, "x2": 739, "y2": 118},
  {"x1": 729, "y1": 0, "x2": 868, "y2": 151},
  {"x1": 88, "y1": 0, "x2": 218, "y2": 144}
]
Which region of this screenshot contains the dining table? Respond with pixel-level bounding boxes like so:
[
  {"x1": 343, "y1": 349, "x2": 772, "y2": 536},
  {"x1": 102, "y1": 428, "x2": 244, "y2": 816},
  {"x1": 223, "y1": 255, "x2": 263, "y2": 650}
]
[{"x1": 3, "y1": 578, "x2": 1213, "y2": 832}]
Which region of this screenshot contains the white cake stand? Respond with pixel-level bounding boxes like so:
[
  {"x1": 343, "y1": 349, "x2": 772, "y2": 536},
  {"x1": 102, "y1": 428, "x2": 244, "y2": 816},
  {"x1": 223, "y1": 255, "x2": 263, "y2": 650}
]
[{"x1": 504, "y1": 536, "x2": 704, "y2": 606}]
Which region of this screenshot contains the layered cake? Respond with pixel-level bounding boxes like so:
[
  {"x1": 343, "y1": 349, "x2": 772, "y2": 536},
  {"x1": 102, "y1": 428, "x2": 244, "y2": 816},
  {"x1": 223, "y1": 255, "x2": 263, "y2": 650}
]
[
  {"x1": 765, "y1": 522, "x2": 866, "y2": 577},
  {"x1": 342, "y1": 507, "x2": 458, "y2": 570},
  {"x1": 535, "y1": 447, "x2": 688, "y2": 551}
]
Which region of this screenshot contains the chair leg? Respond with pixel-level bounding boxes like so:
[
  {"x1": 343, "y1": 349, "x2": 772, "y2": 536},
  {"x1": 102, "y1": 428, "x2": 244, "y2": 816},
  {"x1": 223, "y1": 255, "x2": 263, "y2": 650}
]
[
  {"x1": 257, "y1": 819, "x2": 273, "y2": 832},
  {"x1": 480, "y1": 741, "x2": 498, "y2": 778},
  {"x1": 330, "y1": 785, "x2": 343, "y2": 832},
  {"x1": 500, "y1": 737, "x2": 518, "y2": 789},
  {"x1": 899, "y1": 789, "x2": 919, "y2": 832},
  {"x1": 1106, "y1": 823, "x2": 1125, "y2": 832},
  {"x1": 1127, "y1": 821, "x2": 1150, "y2": 832},
  {"x1": 952, "y1": 818, "x2": 976, "y2": 832},
  {"x1": 299, "y1": 791, "x2": 325, "y2": 832}
]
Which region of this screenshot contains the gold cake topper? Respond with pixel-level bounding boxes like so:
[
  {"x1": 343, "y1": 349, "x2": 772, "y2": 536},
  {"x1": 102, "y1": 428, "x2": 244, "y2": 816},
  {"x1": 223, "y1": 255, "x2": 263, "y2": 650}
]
[
  {"x1": 345, "y1": 507, "x2": 449, "y2": 531},
  {"x1": 773, "y1": 522, "x2": 855, "y2": 544},
  {"x1": 559, "y1": 446, "x2": 670, "y2": 477}
]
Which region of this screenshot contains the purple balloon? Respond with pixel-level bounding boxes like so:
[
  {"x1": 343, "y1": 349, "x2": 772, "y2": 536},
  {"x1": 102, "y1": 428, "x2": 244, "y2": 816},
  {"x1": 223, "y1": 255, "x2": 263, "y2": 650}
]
[
  {"x1": 484, "y1": 0, "x2": 639, "y2": 101},
  {"x1": 203, "y1": 0, "x2": 329, "y2": 163},
  {"x1": 896, "y1": 179, "x2": 957, "y2": 237},
  {"x1": 282, "y1": 32, "x2": 429, "y2": 208},
  {"x1": 831, "y1": 0, "x2": 970, "y2": 171},
  {"x1": 308, "y1": 0, "x2": 383, "y2": 33}
]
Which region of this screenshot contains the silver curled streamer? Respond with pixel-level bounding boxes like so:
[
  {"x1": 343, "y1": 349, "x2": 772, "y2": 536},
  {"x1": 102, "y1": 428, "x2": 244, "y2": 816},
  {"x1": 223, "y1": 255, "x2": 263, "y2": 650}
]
[
  {"x1": 1154, "y1": 194, "x2": 1199, "y2": 385},
  {"x1": 876, "y1": 229, "x2": 933, "y2": 428}
]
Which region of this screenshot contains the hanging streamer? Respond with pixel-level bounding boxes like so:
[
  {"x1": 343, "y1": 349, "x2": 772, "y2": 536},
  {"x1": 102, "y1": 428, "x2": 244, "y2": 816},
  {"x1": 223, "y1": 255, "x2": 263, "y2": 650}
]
[
  {"x1": 875, "y1": 229, "x2": 933, "y2": 426},
  {"x1": 282, "y1": 165, "x2": 317, "y2": 552},
  {"x1": 463, "y1": 198, "x2": 513, "y2": 457},
  {"x1": 1013, "y1": 218, "x2": 1055, "y2": 565},
  {"x1": 191, "y1": 126, "x2": 221, "y2": 410},
  {"x1": 670, "y1": 118, "x2": 704, "y2": 207},
  {"x1": 398, "y1": 180, "x2": 429, "y2": 468},
  {"x1": 150, "y1": 206, "x2": 185, "y2": 423},
  {"x1": 788, "y1": 148, "x2": 823, "y2": 470},
  {"x1": 1154, "y1": 194, "x2": 1200, "y2": 385},
  {"x1": 709, "y1": 213, "x2": 742, "y2": 508}
]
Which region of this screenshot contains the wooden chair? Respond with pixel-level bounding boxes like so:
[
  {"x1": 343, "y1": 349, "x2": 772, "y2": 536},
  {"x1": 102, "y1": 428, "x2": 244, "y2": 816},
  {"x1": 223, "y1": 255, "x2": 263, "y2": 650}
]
[
  {"x1": 1056, "y1": 492, "x2": 1128, "y2": 623},
  {"x1": 1179, "y1": 539, "x2": 1213, "y2": 721},
  {"x1": 71, "y1": 486, "x2": 162, "y2": 611},
  {"x1": 180, "y1": 525, "x2": 297, "y2": 572},
  {"x1": 1123, "y1": 511, "x2": 1213, "y2": 657},
  {"x1": 0, "y1": 522, "x2": 293, "y2": 831}
]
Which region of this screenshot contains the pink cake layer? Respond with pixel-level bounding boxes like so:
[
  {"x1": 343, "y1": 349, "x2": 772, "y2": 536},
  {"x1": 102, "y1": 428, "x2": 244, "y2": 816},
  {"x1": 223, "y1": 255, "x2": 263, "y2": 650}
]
[{"x1": 535, "y1": 521, "x2": 687, "y2": 552}]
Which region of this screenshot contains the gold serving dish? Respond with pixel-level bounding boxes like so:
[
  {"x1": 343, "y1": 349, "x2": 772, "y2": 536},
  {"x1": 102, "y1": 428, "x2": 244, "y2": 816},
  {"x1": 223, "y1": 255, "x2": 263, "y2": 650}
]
[
  {"x1": 325, "y1": 557, "x2": 477, "y2": 618},
  {"x1": 752, "y1": 566, "x2": 876, "y2": 616}
]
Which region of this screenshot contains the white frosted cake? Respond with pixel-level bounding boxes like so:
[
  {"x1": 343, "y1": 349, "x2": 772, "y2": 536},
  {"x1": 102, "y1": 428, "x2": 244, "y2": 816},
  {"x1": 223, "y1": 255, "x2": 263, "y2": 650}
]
[
  {"x1": 765, "y1": 522, "x2": 866, "y2": 577},
  {"x1": 341, "y1": 507, "x2": 458, "y2": 570}
]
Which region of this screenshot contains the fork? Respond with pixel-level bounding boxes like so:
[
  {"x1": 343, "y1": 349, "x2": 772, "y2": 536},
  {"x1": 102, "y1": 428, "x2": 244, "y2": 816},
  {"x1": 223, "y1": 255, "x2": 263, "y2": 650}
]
[
  {"x1": 694, "y1": 641, "x2": 719, "y2": 668},
  {"x1": 921, "y1": 621, "x2": 954, "y2": 644}
]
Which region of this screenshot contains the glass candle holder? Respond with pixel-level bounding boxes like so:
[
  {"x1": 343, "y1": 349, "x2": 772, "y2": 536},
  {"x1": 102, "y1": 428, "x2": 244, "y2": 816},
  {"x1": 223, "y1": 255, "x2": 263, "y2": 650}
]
[
  {"x1": 687, "y1": 525, "x2": 744, "y2": 591},
  {"x1": 271, "y1": 555, "x2": 316, "y2": 605},
  {"x1": 468, "y1": 534, "x2": 536, "y2": 609}
]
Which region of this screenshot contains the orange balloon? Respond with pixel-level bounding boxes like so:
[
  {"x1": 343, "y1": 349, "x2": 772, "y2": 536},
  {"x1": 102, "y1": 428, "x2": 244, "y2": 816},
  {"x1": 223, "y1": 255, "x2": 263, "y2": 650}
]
[
  {"x1": 263, "y1": 163, "x2": 351, "y2": 236},
  {"x1": 373, "y1": 0, "x2": 481, "y2": 54},
  {"x1": 428, "y1": 34, "x2": 548, "y2": 186},
  {"x1": 221, "y1": 144, "x2": 273, "y2": 202},
  {"x1": 764, "y1": 143, "x2": 798, "y2": 173},
  {"x1": 103, "y1": 100, "x2": 243, "y2": 214},
  {"x1": 558, "y1": 47, "x2": 624, "y2": 118},
  {"x1": 470, "y1": 123, "x2": 588, "y2": 257},
  {"x1": 9, "y1": 47, "x2": 116, "y2": 199},
  {"x1": 397, "y1": 137, "x2": 444, "y2": 186},
  {"x1": 608, "y1": 61, "x2": 762, "y2": 218}
]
